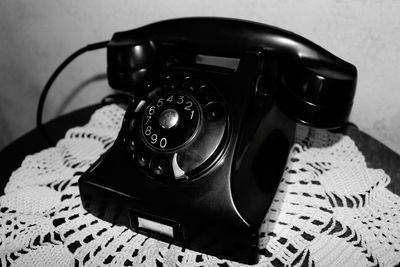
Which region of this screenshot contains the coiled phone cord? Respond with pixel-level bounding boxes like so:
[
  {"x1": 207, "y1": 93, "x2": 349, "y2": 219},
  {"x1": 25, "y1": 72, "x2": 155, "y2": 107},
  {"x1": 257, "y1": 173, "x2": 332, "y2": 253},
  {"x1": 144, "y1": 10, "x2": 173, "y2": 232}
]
[{"x1": 36, "y1": 40, "x2": 109, "y2": 146}]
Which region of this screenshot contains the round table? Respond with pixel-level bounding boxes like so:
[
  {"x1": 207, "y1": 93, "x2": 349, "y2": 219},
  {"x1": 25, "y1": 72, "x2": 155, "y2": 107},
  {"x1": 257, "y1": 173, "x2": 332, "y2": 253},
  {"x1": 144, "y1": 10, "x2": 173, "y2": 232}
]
[{"x1": 1, "y1": 103, "x2": 399, "y2": 195}]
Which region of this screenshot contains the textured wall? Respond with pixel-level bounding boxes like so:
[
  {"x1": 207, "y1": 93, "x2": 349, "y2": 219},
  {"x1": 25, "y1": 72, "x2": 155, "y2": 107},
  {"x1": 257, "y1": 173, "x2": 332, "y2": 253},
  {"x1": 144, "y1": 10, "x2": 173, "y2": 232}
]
[{"x1": 0, "y1": 0, "x2": 399, "y2": 154}]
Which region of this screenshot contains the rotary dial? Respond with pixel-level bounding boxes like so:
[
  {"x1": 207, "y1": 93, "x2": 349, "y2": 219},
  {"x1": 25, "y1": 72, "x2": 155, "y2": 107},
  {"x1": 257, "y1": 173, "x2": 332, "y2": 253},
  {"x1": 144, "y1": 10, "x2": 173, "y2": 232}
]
[{"x1": 141, "y1": 92, "x2": 201, "y2": 151}]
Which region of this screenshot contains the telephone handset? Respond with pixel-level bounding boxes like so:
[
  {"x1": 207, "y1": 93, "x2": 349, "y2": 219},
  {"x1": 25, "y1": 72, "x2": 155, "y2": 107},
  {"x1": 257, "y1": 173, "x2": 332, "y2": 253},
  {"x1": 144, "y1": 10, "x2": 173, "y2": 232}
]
[{"x1": 79, "y1": 17, "x2": 357, "y2": 264}]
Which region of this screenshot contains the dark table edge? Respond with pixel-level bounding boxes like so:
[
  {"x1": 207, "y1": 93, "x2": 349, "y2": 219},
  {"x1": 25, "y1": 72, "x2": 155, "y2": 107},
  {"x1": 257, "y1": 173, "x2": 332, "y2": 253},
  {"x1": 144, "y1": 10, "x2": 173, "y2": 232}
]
[
  {"x1": 344, "y1": 125, "x2": 400, "y2": 194},
  {"x1": 0, "y1": 104, "x2": 399, "y2": 195}
]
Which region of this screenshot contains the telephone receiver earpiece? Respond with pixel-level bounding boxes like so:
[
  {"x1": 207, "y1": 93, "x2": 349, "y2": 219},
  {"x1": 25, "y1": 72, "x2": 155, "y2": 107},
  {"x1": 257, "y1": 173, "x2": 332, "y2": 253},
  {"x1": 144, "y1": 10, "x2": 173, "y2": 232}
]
[{"x1": 277, "y1": 60, "x2": 356, "y2": 128}]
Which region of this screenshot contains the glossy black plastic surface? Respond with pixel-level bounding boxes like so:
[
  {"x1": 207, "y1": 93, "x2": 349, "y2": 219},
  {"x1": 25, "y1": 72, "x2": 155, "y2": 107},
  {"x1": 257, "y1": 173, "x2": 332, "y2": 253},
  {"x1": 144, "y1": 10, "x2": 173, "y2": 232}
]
[{"x1": 80, "y1": 17, "x2": 357, "y2": 264}]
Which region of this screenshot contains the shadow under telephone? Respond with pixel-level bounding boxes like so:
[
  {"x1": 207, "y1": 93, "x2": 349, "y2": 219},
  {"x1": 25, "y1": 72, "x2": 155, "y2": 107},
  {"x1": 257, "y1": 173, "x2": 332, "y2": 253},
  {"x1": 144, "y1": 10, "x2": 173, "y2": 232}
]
[{"x1": 36, "y1": 17, "x2": 357, "y2": 264}]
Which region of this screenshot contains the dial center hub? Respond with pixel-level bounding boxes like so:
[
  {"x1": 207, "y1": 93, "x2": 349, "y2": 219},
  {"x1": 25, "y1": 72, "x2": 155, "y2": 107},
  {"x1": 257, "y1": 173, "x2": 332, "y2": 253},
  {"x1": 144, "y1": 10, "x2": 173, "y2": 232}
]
[{"x1": 159, "y1": 108, "x2": 179, "y2": 129}]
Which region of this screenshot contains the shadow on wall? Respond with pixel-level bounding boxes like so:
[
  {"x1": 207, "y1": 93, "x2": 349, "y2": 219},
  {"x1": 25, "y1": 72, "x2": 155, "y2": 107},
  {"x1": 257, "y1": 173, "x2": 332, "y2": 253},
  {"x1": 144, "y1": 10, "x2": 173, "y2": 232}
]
[
  {"x1": 0, "y1": 73, "x2": 110, "y2": 151},
  {"x1": 54, "y1": 73, "x2": 108, "y2": 116}
]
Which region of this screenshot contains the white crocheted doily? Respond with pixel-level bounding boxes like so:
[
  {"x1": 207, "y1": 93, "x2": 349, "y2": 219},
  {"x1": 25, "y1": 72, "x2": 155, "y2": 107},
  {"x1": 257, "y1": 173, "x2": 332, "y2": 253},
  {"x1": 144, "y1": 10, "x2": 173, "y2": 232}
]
[{"x1": 1, "y1": 104, "x2": 399, "y2": 266}]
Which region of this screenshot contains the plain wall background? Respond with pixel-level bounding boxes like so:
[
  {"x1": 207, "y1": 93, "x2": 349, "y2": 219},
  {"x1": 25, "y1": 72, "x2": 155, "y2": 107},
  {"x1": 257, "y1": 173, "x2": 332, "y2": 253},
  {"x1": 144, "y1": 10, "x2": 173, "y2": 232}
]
[{"x1": 0, "y1": 0, "x2": 399, "y2": 154}]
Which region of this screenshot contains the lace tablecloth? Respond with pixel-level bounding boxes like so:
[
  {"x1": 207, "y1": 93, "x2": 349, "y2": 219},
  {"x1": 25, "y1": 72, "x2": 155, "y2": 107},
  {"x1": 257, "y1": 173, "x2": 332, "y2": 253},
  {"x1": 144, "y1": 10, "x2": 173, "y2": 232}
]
[{"x1": 0, "y1": 104, "x2": 399, "y2": 266}]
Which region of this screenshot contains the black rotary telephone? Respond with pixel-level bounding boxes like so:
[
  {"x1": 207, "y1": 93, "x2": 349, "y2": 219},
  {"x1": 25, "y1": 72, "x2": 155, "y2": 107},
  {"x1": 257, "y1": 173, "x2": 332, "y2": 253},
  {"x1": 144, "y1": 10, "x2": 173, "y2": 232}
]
[{"x1": 79, "y1": 17, "x2": 357, "y2": 264}]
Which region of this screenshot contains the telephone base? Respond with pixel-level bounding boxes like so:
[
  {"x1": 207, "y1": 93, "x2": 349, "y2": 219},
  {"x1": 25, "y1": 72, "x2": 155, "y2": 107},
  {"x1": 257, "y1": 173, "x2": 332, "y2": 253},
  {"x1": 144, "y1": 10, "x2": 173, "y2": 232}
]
[{"x1": 79, "y1": 166, "x2": 261, "y2": 264}]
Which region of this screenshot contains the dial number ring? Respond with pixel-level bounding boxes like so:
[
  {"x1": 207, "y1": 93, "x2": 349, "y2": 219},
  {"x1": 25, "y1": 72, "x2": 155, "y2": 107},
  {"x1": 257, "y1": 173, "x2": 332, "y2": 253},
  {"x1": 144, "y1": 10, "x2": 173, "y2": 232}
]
[{"x1": 141, "y1": 92, "x2": 201, "y2": 151}]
